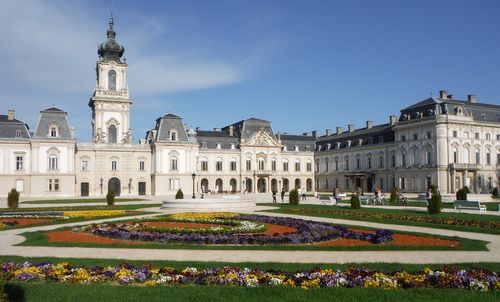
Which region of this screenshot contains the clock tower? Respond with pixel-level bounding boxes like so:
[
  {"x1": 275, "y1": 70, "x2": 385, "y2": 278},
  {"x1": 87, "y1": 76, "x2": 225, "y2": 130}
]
[{"x1": 89, "y1": 15, "x2": 133, "y2": 144}]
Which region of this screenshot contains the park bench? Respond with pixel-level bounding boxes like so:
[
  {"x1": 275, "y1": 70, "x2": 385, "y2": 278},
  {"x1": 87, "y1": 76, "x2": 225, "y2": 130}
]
[
  {"x1": 319, "y1": 195, "x2": 337, "y2": 206},
  {"x1": 336, "y1": 193, "x2": 347, "y2": 200},
  {"x1": 453, "y1": 200, "x2": 486, "y2": 213},
  {"x1": 359, "y1": 196, "x2": 370, "y2": 205}
]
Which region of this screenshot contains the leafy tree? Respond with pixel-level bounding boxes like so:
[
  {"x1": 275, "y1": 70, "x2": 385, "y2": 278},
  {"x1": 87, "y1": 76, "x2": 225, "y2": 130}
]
[{"x1": 428, "y1": 186, "x2": 442, "y2": 214}]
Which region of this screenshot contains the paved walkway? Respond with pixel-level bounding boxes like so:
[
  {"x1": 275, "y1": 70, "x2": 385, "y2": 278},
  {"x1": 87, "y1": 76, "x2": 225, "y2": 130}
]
[{"x1": 1, "y1": 205, "x2": 500, "y2": 264}]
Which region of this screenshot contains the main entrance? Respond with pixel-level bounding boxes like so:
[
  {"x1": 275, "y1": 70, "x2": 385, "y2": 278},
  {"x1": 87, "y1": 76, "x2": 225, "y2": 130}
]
[
  {"x1": 257, "y1": 178, "x2": 266, "y2": 193},
  {"x1": 108, "y1": 177, "x2": 121, "y2": 196}
]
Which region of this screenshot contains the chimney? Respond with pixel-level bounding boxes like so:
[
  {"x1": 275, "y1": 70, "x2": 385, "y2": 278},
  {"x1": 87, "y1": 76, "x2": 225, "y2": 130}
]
[
  {"x1": 439, "y1": 90, "x2": 448, "y2": 99},
  {"x1": 366, "y1": 121, "x2": 373, "y2": 129},
  {"x1": 311, "y1": 130, "x2": 317, "y2": 138},
  {"x1": 326, "y1": 129, "x2": 333, "y2": 136},
  {"x1": 336, "y1": 127, "x2": 343, "y2": 134},
  {"x1": 213, "y1": 128, "x2": 221, "y2": 131},
  {"x1": 229, "y1": 125, "x2": 234, "y2": 136},
  {"x1": 447, "y1": 94, "x2": 453, "y2": 99},
  {"x1": 151, "y1": 130, "x2": 157, "y2": 140},
  {"x1": 389, "y1": 115, "x2": 397, "y2": 125},
  {"x1": 348, "y1": 124, "x2": 355, "y2": 132},
  {"x1": 7, "y1": 110, "x2": 14, "y2": 121},
  {"x1": 70, "y1": 127, "x2": 75, "y2": 139},
  {"x1": 302, "y1": 132, "x2": 309, "y2": 136},
  {"x1": 468, "y1": 94, "x2": 477, "y2": 103}
]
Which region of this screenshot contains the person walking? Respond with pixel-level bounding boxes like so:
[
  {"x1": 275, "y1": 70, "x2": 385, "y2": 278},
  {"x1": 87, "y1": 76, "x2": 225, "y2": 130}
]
[
  {"x1": 280, "y1": 188, "x2": 285, "y2": 202},
  {"x1": 425, "y1": 188, "x2": 432, "y2": 211},
  {"x1": 272, "y1": 189, "x2": 277, "y2": 203},
  {"x1": 301, "y1": 189, "x2": 306, "y2": 202}
]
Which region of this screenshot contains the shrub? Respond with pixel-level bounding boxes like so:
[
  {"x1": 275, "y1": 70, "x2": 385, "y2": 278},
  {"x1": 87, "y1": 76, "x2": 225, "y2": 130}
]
[
  {"x1": 456, "y1": 188, "x2": 468, "y2": 201},
  {"x1": 350, "y1": 194, "x2": 361, "y2": 209},
  {"x1": 389, "y1": 187, "x2": 398, "y2": 202},
  {"x1": 175, "y1": 189, "x2": 184, "y2": 199},
  {"x1": 492, "y1": 187, "x2": 499, "y2": 198},
  {"x1": 462, "y1": 186, "x2": 470, "y2": 194},
  {"x1": 428, "y1": 186, "x2": 442, "y2": 214},
  {"x1": 289, "y1": 189, "x2": 299, "y2": 205},
  {"x1": 106, "y1": 190, "x2": 115, "y2": 206},
  {"x1": 0, "y1": 283, "x2": 8, "y2": 302},
  {"x1": 7, "y1": 188, "x2": 19, "y2": 209}
]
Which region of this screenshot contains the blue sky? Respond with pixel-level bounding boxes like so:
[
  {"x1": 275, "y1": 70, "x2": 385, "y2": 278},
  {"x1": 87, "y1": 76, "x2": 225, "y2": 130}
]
[{"x1": 1, "y1": 0, "x2": 499, "y2": 141}]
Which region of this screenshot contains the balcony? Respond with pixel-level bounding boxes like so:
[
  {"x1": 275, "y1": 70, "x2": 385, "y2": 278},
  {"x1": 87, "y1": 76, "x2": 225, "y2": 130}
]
[{"x1": 448, "y1": 163, "x2": 481, "y2": 171}]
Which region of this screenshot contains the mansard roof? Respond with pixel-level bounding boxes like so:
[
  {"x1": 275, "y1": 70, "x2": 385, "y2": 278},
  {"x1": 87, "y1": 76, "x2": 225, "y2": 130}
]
[
  {"x1": 0, "y1": 115, "x2": 30, "y2": 139},
  {"x1": 33, "y1": 107, "x2": 73, "y2": 140},
  {"x1": 315, "y1": 123, "x2": 395, "y2": 151},
  {"x1": 153, "y1": 113, "x2": 189, "y2": 142}
]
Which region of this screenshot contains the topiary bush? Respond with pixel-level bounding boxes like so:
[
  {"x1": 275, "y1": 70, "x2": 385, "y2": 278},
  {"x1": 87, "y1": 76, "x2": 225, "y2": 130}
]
[
  {"x1": 456, "y1": 187, "x2": 468, "y2": 201},
  {"x1": 289, "y1": 189, "x2": 299, "y2": 205},
  {"x1": 428, "y1": 186, "x2": 442, "y2": 214},
  {"x1": 0, "y1": 283, "x2": 8, "y2": 302},
  {"x1": 462, "y1": 186, "x2": 470, "y2": 194},
  {"x1": 350, "y1": 194, "x2": 361, "y2": 209},
  {"x1": 106, "y1": 190, "x2": 115, "y2": 206},
  {"x1": 7, "y1": 188, "x2": 19, "y2": 209},
  {"x1": 389, "y1": 187, "x2": 398, "y2": 203},
  {"x1": 175, "y1": 189, "x2": 184, "y2": 199},
  {"x1": 492, "y1": 187, "x2": 499, "y2": 198}
]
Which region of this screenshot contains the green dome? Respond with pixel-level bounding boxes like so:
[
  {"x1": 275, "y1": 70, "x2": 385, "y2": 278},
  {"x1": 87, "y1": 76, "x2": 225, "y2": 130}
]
[{"x1": 98, "y1": 15, "x2": 125, "y2": 63}]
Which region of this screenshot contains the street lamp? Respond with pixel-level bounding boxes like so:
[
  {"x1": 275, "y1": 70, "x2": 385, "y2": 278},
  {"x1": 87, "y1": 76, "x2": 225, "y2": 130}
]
[
  {"x1": 99, "y1": 178, "x2": 103, "y2": 195},
  {"x1": 191, "y1": 172, "x2": 196, "y2": 199},
  {"x1": 128, "y1": 178, "x2": 132, "y2": 194}
]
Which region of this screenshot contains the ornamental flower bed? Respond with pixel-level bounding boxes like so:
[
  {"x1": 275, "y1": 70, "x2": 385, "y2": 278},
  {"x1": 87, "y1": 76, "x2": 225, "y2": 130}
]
[
  {"x1": 287, "y1": 208, "x2": 500, "y2": 229},
  {"x1": 0, "y1": 220, "x2": 17, "y2": 228},
  {"x1": 0, "y1": 262, "x2": 498, "y2": 291},
  {"x1": 73, "y1": 213, "x2": 393, "y2": 245}
]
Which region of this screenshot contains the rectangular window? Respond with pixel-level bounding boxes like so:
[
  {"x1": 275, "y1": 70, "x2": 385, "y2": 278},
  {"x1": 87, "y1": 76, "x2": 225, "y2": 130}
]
[
  {"x1": 452, "y1": 131, "x2": 457, "y2": 138},
  {"x1": 345, "y1": 159, "x2": 349, "y2": 171},
  {"x1": 48, "y1": 157, "x2": 58, "y2": 170},
  {"x1": 82, "y1": 160, "x2": 88, "y2": 171},
  {"x1": 453, "y1": 151, "x2": 458, "y2": 164},
  {"x1": 170, "y1": 159, "x2": 178, "y2": 171},
  {"x1": 246, "y1": 160, "x2": 252, "y2": 171},
  {"x1": 488, "y1": 177, "x2": 493, "y2": 189},
  {"x1": 427, "y1": 151, "x2": 432, "y2": 165},
  {"x1": 426, "y1": 132, "x2": 432, "y2": 139},
  {"x1": 487, "y1": 152, "x2": 491, "y2": 165},
  {"x1": 48, "y1": 179, "x2": 60, "y2": 192},
  {"x1": 325, "y1": 179, "x2": 329, "y2": 190},
  {"x1": 111, "y1": 161, "x2": 117, "y2": 171},
  {"x1": 16, "y1": 156, "x2": 23, "y2": 171},
  {"x1": 283, "y1": 162, "x2": 288, "y2": 172},
  {"x1": 391, "y1": 155, "x2": 395, "y2": 167},
  {"x1": 324, "y1": 161, "x2": 328, "y2": 172},
  {"x1": 271, "y1": 161, "x2": 276, "y2": 171},
  {"x1": 356, "y1": 158, "x2": 360, "y2": 170},
  {"x1": 335, "y1": 160, "x2": 339, "y2": 171},
  {"x1": 497, "y1": 134, "x2": 500, "y2": 141},
  {"x1": 402, "y1": 154, "x2": 406, "y2": 167},
  {"x1": 368, "y1": 157, "x2": 372, "y2": 169},
  {"x1": 230, "y1": 161, "x2": 237, "y2": 171},
  {"x1": 401, "y1": 135, "x2": 406, "y2": 142},
  {"x1": 379, "y1": 156, "x2": 383, "y2": 168},
  {"x1": 306, "y1": 162, "x2": 312, "y2": 172},
  {"x1": 169, "y1": 179, "x2": 180, "y2": 190},
  {"x1": 201, "y1": 161, "x2": 208, "y2": 171},
  {"x1": 475, "y1": 133, "x2": 480, "y2": 139},
  {"x1": 258, "y1": 161, "x2": 265, "y2": 171},
  {"x1": 139, "y1": 161, "x2": 145, "y2": 171},
  {"x1": 216, "y1": 161, "x2": 223, "y2": 171},
  {"x1": 15, "y1": 180, "x2": 24, "y2": 192},
  {"x1": 475, "y1": 152, "x2": 480, "y2": 164},
  {"x1": 295, "y1": 162, "x2": 300, "y2": 172},
  {"x1": 497, "y1": 154, "x2": 500, "y2": 165},
  {"x1": 486, "y1": 133, "x2": 491, "y2": 140}
]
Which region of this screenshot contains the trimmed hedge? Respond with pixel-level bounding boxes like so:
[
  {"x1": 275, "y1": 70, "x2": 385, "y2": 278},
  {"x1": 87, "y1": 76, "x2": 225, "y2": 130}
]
[
  {"x1": 350, "y1": 194, "x2": 361, "y2": 209},
  {"x1": 289, "y1": 189, "x2": 299, "y2": 205},
  {"x1": 389, "y1": 187, "x2": 398, "y2": 203},
  {"x1": 456, "y1": 188, "x2": 468, "y2": 201},
  {"x1": 175, "y1": 189, "x2": 184, "y2": 199},
  {"x1": 106, "y1": 191, "x2": 115, "y2": 206},
  {"x1": 428, "y1": 186, "x2": 442, "y2": 214},
  {"x1": 7, "y1": 188, "x2": 19, "y2": 209},
  {"x1": 492, "y1": 187, "x2": 499, "y2": 198}
]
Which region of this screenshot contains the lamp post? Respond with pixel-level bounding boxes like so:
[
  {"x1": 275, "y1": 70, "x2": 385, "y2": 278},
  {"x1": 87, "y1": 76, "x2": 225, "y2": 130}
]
[
  {"x1": 99, "y1": 178, "x2": 103, "y2": 195},
  {"x1": 128, "y1": 178, "x2": 132, "y2": 194},
  {"x1": 191, "y1": 172, "x2": 196, "y2": 199}
]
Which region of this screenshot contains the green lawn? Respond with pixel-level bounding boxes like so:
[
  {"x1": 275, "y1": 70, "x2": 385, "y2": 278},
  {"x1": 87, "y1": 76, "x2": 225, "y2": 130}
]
[
  {"x1": 1, "y1": 256, "x2": 499, "y2": 302},
  {"x1": 17, "y1": 225, "x2": 488, "y2": 251},
  {"x1": 262, "y1": 203, "x2": 500, "y2": 234},
  {"x1": 21, "y1": 198, "x2": 148, "y2": 204},
  {"x1": 3, "y1": 282, "x2": 499, "y2": 302}
]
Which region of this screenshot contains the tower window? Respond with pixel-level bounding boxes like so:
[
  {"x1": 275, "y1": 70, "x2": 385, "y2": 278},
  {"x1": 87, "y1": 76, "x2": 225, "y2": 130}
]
[
  {"x1": 170, "y1": 131, "x2": 177, "y2": 141},
  {"x1": 50, "y1": 127, "x2": 58, "y2": 138},
  {"x1": 108, "y1": 125, "x2": 117, "y2": 143},
  {"x1": 108, "y1": 70, "x2": 117, "y2": 91}
]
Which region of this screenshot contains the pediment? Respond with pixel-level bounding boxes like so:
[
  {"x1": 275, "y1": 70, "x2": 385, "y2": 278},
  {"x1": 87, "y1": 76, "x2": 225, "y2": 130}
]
[{"x1": 243, "y1": 128, "x2": 281, "y2": 148}]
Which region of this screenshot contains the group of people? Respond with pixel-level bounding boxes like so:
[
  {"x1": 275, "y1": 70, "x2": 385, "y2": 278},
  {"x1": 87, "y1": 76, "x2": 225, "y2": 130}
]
[{"x1": 271, "y1": 188, "x2": 307, "y2": 203}]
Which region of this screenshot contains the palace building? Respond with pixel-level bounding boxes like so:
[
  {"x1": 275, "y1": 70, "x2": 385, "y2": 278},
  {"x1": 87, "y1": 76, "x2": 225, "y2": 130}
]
[{"x1": 1, "y1": 17, "x2": 499, "y2": 198}]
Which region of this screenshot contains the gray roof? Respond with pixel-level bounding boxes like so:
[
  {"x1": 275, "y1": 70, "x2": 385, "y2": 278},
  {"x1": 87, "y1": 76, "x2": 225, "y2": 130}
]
[
  {"x1": 400, "y1": 96, "x2": 500, "y2": 123},
  {"x1": 315, "y1": 123, "x2": 395, "y2": 151},
  {"x1": 153, "y1": 113, "x2": 189, "y2": 142},
  {"x1": 33, "y1": 107, "x2": 72, "y2": 140},
  {"x1": 0, "y1": 115, "x2": 30, "y2": 139}
]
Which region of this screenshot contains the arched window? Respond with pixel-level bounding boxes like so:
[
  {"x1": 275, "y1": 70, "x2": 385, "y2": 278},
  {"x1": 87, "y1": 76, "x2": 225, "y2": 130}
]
[
  {"x1": 50, "y1": 127, "x2": 58, "y2": 138},
  {"x1": 170, "y1": 130, "x2": 177, "y2": 141},
  {"x1": 108, "y1": 125, "x2": 117, "y2": 143},
  {"x1": 108, "y1": 70, "x2": 116, "y2": 91},
  {"x1": 48, "y1": 154, "x2": 58, "y2": 170},
  {"x1": 170, "y1": 156, "x2": 178, "y2": 171}
]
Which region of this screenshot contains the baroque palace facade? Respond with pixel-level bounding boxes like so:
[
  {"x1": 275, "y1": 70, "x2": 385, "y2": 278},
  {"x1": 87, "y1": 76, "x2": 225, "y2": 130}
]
[{"x1": 1, "y1": 17, "x2": 499, "y2": 198}]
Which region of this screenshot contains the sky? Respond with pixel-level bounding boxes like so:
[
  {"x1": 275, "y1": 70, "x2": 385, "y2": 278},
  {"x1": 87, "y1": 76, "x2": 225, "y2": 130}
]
[{"x1": 0, "y1": 0, "x2": 499, "y2": 141}]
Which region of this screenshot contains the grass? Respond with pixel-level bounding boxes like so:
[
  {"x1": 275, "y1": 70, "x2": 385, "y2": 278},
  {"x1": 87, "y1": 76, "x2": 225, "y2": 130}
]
[
  {"x1": 1, "y1": 256, "x2": 499, "y2": 302},
  {"x1": 21, "y1": 198, "x2": 148, "y2": 204},
  {"x1": 17, "y1": 225, "x2": 488, "y2": 251},
  {"x1": 262, "y1": 203, "x2": 500, "y2": 235},
  {"x1": 3, "y1": 282, "x2": 499, "y2": 302}
]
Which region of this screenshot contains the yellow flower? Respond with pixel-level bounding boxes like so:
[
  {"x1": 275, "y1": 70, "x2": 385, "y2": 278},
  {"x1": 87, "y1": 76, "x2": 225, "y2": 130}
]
[
  {"x1": 169, "y1": 212, "x2": 239, "y2": 220},
  {"x1": 283, "y1": 279, "x2": 295, "y2": 287},
  {"x1": 63, "y1": 210, "x2": 126, "y2": 218},
  {"x1": 143, "y1": 280, "x2": 156, "y2": 287}
]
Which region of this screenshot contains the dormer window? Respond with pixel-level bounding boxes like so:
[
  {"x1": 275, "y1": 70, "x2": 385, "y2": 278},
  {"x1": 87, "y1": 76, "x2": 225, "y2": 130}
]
[
  {"x1": 15, "y1": 130, "x2": 22, "y2": 138},
  {"x1": 50, "y1": 127, "x2": 57, "y2": 138},
  {"x1": 170, "y1": 130, "x2": 177, "y2": 141}
]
